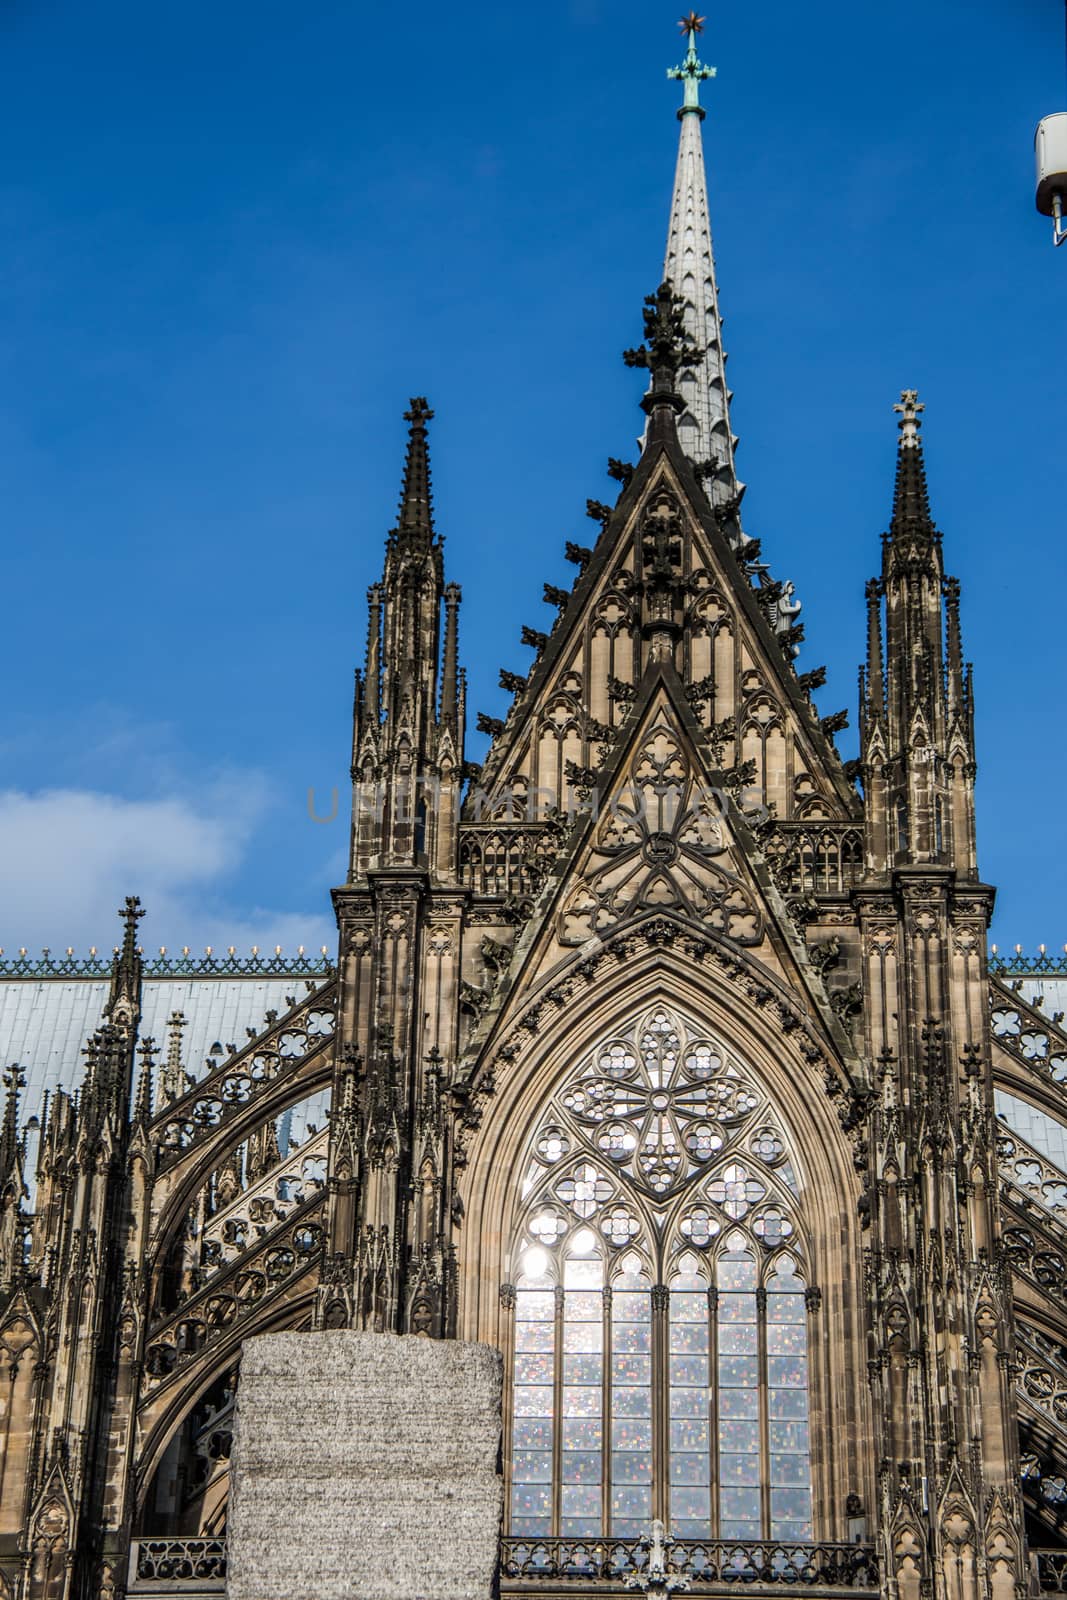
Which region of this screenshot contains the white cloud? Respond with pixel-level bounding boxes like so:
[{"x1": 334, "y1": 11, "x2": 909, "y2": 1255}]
[{"x1": 0, "y1": 782, "x2": 333, "y2": 956}]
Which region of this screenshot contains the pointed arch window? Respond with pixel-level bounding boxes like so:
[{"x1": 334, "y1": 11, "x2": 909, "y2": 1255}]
[{"x1": 506, "y1": 1004, "x2": 812, "y2": 1544}]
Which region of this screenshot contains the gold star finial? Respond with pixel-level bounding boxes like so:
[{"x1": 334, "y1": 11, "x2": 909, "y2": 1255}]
[{"x1": 679, "y1": 11, "x2": 705, "y2": 33}]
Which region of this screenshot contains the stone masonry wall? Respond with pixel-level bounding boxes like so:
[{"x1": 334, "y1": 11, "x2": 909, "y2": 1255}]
[{"x1": 227, "y1": 1332, "x2": 503, "y2": 1600}]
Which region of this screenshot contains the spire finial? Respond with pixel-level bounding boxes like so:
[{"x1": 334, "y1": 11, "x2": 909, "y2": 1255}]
[
  {"x1": 119, "y1": 895, "x2": 144, "y2": 958},
  {"x1": 893, "y1": 389, "x2": 925, "y2": 449},
  {"x1": 668, "y1": 13, "x2": 716, "y2": 117},
  {"x1": 2, "y1": 1065, "x2": 25, "y2": 1137},
  {"x1": 625, "y1": 282, "x2": 703, "y2": 439},
  {"x1": 396, "y1": 397, "x2": 436, "y2": 552}
]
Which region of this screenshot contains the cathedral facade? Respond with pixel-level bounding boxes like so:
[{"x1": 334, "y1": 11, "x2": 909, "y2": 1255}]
[{"x1": 2, "y1": 17, "x2": 1067, "y2": 1600}]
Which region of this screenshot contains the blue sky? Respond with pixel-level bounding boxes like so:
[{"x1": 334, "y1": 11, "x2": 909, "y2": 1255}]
[{"x1": 2, "y1": 0, "x2": 1064, "y2": 956}]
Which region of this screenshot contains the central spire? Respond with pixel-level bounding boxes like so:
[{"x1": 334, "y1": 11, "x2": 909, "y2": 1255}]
[{"x1": 660, "y1": 12, "x2": 739, "y2": 496}]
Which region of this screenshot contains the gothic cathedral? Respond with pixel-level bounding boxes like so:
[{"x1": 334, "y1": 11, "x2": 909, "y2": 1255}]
[{"x1": 1, "y1": 17, "x2": 1065, "y2": 1600}]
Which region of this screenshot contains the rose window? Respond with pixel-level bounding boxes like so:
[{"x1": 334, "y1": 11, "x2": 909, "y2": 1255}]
[{"x1": 557, "y1": 1008, "x2": 762, "y2": 1199}]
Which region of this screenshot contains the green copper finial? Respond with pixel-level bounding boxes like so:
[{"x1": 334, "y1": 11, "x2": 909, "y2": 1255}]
[{"x1": 668, "y1": 12, "x2": 716, "y2": 117}]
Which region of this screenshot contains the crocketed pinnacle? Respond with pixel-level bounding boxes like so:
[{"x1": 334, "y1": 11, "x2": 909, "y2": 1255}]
[
  {"x1": 660, "y1": 16, "x2": 738, "y2": 494},
  {"x1": 396, "y1": 398, "x2": 436, "y2": 552},
  {"x1": 624, "y1": 282, "x2": 700, "y2": 445},
  {"x1": 888, "y1": 390, "x2": 938, "y2": 543},
  {"x1": 0, "y1": 1066, "x2": 24, "y2": 1186}
]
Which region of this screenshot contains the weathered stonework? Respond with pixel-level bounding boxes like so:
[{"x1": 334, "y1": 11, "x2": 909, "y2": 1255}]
[{"x1": 227, "y1": 1333, "x2": 503, "y2": 1600}]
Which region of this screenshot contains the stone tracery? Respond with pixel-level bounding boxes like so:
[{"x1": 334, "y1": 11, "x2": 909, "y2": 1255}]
[{"x1": 506, "y1": 1002, "x2": 811, "y2": 1544}]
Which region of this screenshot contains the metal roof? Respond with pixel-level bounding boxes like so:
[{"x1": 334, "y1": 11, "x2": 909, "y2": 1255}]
[{"x1": 0, "y1": 972, "x2": 326, "y2": 1126}]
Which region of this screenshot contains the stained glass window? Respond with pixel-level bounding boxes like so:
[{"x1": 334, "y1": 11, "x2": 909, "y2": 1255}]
[{"x1": 506, "y1": 1003, "x2": 813, "y2": 1543}]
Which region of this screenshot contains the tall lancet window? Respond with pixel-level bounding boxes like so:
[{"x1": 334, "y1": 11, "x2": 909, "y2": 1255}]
[{"x1": 506, "y1": 1005, "x2": 812, "y2": 1544}]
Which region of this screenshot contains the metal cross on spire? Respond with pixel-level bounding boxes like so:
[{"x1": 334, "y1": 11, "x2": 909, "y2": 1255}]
[
  {"x1": 668, "y1": 12, "x2": 716, "y2": 116},
  {"x1": 893, "y1": 389, "x2": 925, "y2": 448}
]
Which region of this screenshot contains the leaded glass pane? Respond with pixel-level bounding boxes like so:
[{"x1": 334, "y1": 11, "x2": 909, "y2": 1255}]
[
  {"x1": 767, "y1": 1355, "x2": 807, "y2": 1388},
  {"x1": 770, "y1": 1420, "x2": 810, "y2": 1452},
  {"x1": 670, "y1": 1418, "x2": 709, "y2": 1451},
  {"x1": 670, "y1": 1452, "x2": 711, "y2": 1485},
  {"x1": 564, "y1": 1354, "x2": 603, "y2": 1384},
  {"x1": 720, "y1": 1452, "x2": 761, "y2": 1485},
  {"x1": 719, "y1": 1322, "x2": 759, "y2": 1354},
  {"x1": 611, "y1": 1289, "x2": 651, "y2": 1533},
  {"x1": 513, "y1": 1450, "x2": 553, "y2": 1482},
  {"x1": 562, "y1": 1480, "x2": 600, "y2": 1521},
  {"x1": 767, "y1": 1322, "x2": 807, "y2": 1355},
  {"x1": 719, "y1": 1386, "x2": 759, "y2": 1418},
  {"x1": 511, "y1": 1484, "x2": 551, "y2": 1519},
  {"x1": 612, "y1": 1353, "x2": 651, "y2": 1384},
  {"x1": 613, "y1": 1386, "x2": 652, "y2": 1417},
  {"x1": 514, "y1": 1385, "x2": 555, "y2": 1417},
  {"x1": 515, "y1": 1321, "x2": 554, "y2": 1352},
  {"x1": 561, "y1": 1452, "x2": 602, "y2": 1484},
  {"x1": 562, "y1": 1418, "x2": 602, "y2": 1450},
  {"x1": 612, "y1": 1485, "x2": 653, "y2": 1527},
  {"x1": 720, "y1": 1418, "x2": 760, "y2": 1453},
  {"x1": 669, "y1": 1354, "x2": 707, "y2": 1385},
  {"x1": 611, "y1": 1321, "x2": 651, "y2": 1352},
  {"x1": 767, "y1": 1388, "x2": 808, "y2": 1420},
  {"x1": 613, "y1": 1451, "x2": 652, "y2": 1482},
  {"x1": 562, "y1": 1384, "x2": 601, "y2": 1417},
  {"x1": 670, "y1": 1321, "x2": 709, "y2": 1353},
  {"x1": 563, "y1": 1319, "x2": 603, "y2": 1353},
  {"x1": 771, "y1": 1454, "x2": 810, "y2": 1486},
  {"x1": 771, "y1": 1486, "x2": 813, "y2": 1521},
  {"x1": 515, "y1": 1353, "x2": 554, "y2": 1384},
  {"x1": 721, "y1": 1486, "x2": 761, "y2": 1520},
  {"x1": 512, "y1": 1417, "x2": 553, "y2": 1450},
  {"x1": 672, "y1": 1486, "x2": 711, "y2": 1518},
  {"x1": 719, "y1": 1355, "x2": 759, "y2": 1387},
  {"x1": 670, "y1": 1387, "x2": 707, "y2": 1417},
  {"x1": 614, "y1": 1417, "x2": 652, "y2": 1450}
]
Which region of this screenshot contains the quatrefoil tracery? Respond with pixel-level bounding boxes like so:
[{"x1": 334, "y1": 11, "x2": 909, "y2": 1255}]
[{"x1": 522, "y1": 1007, "x2": 798, "y2": 1259}]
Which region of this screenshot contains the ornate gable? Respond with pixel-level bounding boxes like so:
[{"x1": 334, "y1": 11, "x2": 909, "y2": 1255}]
[{"x1": 472, "y1": 428, "x2": 857, "y2": 834}]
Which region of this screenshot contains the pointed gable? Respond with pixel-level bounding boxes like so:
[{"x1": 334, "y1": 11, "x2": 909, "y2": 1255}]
[{"x1": 473, "y1": 417, "x2": 857, "y2": 832}]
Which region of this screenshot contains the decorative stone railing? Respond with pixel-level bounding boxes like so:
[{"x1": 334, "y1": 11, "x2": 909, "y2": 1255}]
[
  {"x1": 142, "y1": 1194, "x2": 326, "y2": 1389},
  {"x1": 127, "y1": 1538, "x2": 878, "y2": 1592},
  {"x1": 990, "y1": 987, "x2": 1067, "y2": 1090},
  {"x1": 500, "y1": 1537, "x2": 878, "y2": 1590},
  {"x1": 197, "y1": 1126, "x2": 329, "y2": 1293},
  {"x1": 761, "y1": 825, "x2": 864, "y2": 898},
  {"x1": 132, "y1": 1538, "x2": 227, "y2": 1585},
  {"x1": 1002, "y1": 1209, "x2": 1067, "y2": 1312},
  {"x1": 150, "y1": 983, "x2": 335, "y2": 1168},
  {"x1": 1017, "y1": 1327, "x2": 1067, "y2": 1433},
  {"x1": 459, "y1": 823, "x2": 562, "y2": 899},
  {"x1": 998, "y1": 1126, "x2": 1067, "y2": 1224},
  {"x1": 1034, "y1": 1547, "x2": 1067, "y2": 1594}
]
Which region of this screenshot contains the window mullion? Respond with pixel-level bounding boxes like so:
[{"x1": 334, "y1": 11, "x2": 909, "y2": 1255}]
[
  {"x1": 708, "y1": 1283, "x2": 720, "y2": 1540},
  {"x1": 652, "y1": 1283, "x2": 669, "y2": 1527},
  {"x1": 501, "y1": 1284, "x2": 517, "y2": 1536},
  {"x1": 553, "y1": 1283, "x2": 565, "y2": 1537},
  {"x1": 602, "y1": 1283, "x2": 612, "y2": 1537},
  {"x1": 757, "y1": 1282, "x2": 770, "y2": 1540}
]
